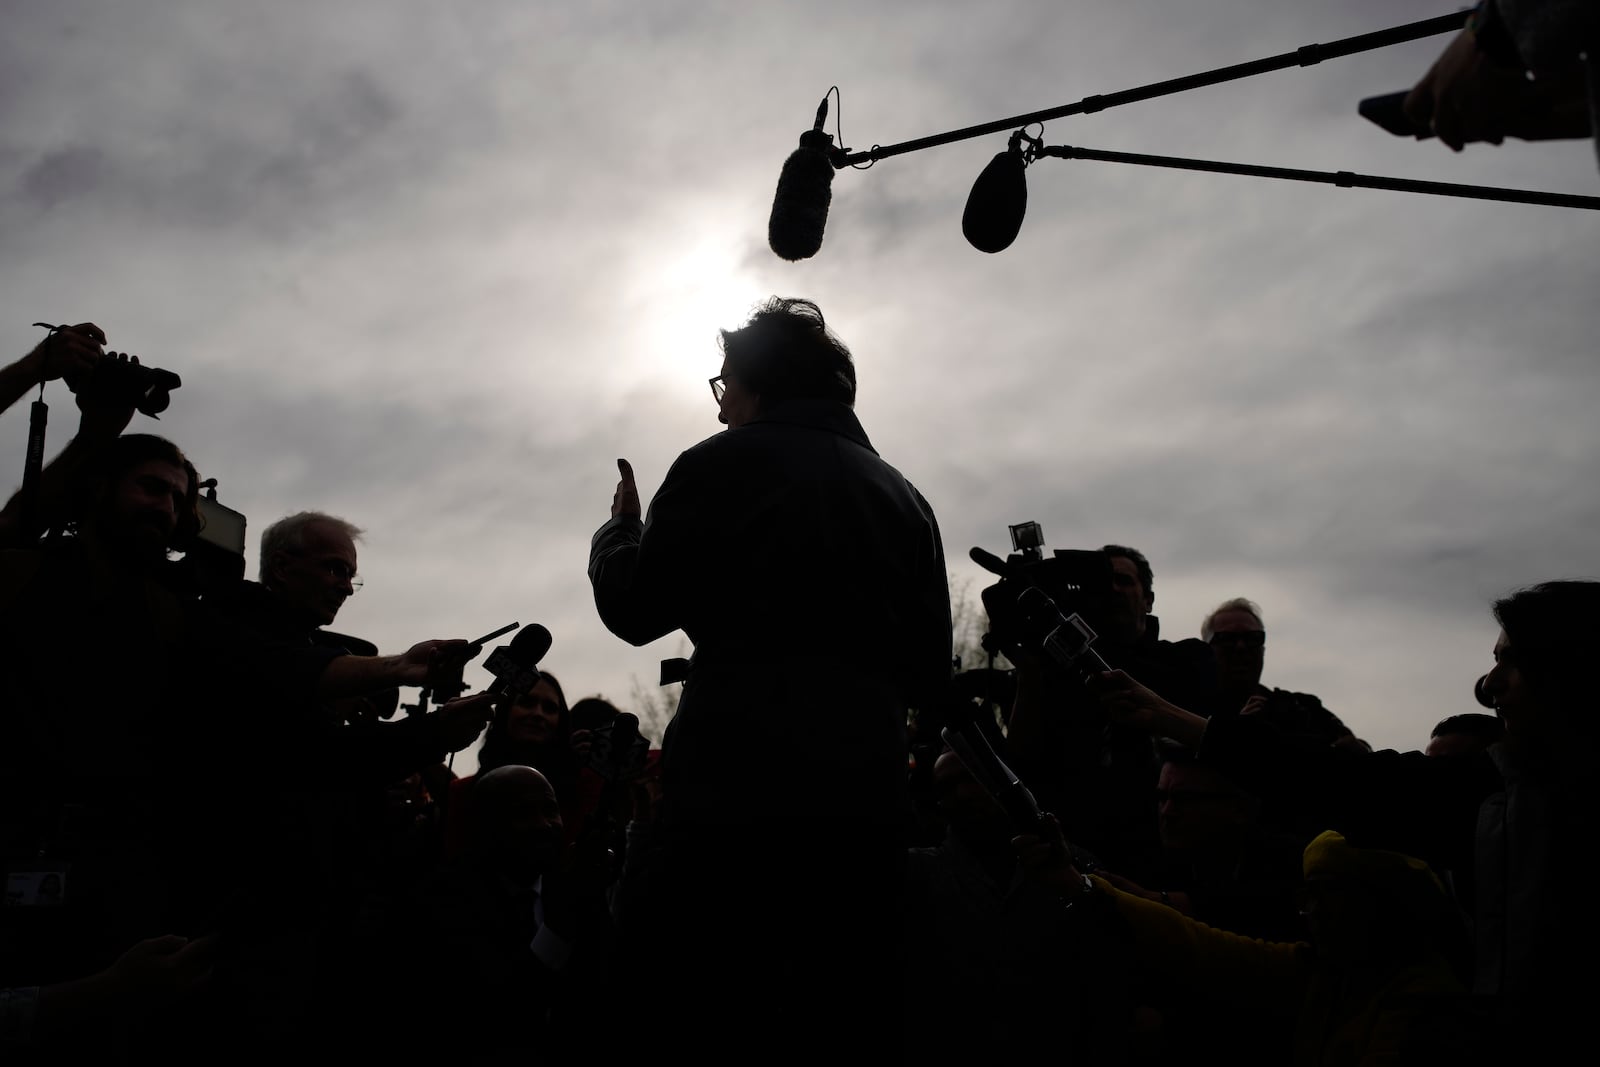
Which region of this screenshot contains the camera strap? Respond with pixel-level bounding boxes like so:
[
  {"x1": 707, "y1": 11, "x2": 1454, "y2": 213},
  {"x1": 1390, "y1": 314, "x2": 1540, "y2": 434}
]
[
  {"x1": 19, "y1": 391, "x2": 47, "y2": 540},
  {"x1": 19, "y1": 323, "x2": 67, "y2": 541}
]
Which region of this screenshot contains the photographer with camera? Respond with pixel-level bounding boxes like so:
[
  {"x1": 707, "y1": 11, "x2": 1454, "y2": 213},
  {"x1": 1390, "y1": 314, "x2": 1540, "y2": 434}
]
[
  {"x1": 0, "y1": 323, "x2": 175, "y2": 548},
  {"x1": 0, "y1": 428, "x2": 208, "y2": 1059}
]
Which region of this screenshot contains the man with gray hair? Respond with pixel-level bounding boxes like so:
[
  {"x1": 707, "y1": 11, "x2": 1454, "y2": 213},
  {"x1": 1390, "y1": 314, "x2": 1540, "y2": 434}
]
[
  {"x1": 1202, "y1": 597, "x2": 1366, "y2": 750},
  {"x1": 259, "y1": 511, "x2": 363, "y2": 630}
]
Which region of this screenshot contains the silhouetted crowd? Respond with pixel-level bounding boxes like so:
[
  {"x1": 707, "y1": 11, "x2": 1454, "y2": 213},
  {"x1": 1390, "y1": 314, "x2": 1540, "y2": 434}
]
[{"x1": 1, "y1": 305, "x2": 1592, "y2": 1067}]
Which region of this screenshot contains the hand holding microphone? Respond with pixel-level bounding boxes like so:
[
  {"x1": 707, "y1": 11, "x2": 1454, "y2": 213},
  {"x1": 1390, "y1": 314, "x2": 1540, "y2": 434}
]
[{"x1": 435, "y1": 691, "x2": 499, "y2": 753}]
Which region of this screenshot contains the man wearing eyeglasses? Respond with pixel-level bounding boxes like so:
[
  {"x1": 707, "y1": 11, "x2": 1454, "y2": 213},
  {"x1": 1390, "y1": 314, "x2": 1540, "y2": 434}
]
[
  {"x1": 258, "y1": 511, "x2": 363, "y2": 630},
  {"x1": 589, "y1": 297, "x2": 951, "y2": 1062},
  {"x1": 1202, "y1": 597, "x2": 1366, "y2": 750}
]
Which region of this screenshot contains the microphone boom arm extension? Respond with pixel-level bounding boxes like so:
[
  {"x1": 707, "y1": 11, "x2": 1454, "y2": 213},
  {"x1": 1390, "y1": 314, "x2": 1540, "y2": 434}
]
[
  {"x1": 830, "y1": 11, "x2": 1469, "y2": 168},
  {"x1": 1030, "y1": 143, "x2": 1600, "y2": 210}
]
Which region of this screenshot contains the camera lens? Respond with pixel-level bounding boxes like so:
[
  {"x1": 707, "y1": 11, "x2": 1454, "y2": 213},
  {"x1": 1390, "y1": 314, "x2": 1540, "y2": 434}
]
[{"x1": 138, "y1": 389, "x2": 170, "y2": 417}]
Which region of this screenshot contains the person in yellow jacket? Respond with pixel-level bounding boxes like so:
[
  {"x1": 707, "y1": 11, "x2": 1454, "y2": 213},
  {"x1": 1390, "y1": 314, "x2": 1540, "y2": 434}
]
[{"x1": 1015, "y1": 822, "x2": 1484, "y2": 1065}]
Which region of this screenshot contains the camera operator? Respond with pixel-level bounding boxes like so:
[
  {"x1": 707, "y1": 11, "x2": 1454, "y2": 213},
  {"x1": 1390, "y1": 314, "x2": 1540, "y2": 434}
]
[
  {"x1": 0, "y1": 324, "x2": 155, "y2": 548},
  {"x1": 1000, "y1": 543, "x2": 1216, "y2": 882},
  {"x1": 1100, "y1": 544, "x2": 1218, "y2": 712},
  {"x1": 0, "y1": 428, "x2": 207, "y2": 1056}
]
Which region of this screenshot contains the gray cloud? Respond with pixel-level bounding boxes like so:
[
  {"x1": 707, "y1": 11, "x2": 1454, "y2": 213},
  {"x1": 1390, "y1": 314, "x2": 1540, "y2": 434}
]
[{"x1": 1, "y1": 0, "x2": 1594, "y2": 760}]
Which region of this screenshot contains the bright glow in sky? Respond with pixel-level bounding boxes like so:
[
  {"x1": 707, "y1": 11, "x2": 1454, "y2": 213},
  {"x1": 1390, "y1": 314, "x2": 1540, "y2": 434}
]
[{"x1": 3, "y1": 1, "x2": 1596, "y2": 768}]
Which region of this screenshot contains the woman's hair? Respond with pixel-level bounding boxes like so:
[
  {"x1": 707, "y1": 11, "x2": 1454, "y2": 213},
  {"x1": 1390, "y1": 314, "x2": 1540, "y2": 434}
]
[{"x1": 476, "y1": 670, "x2": 571, "y2": 777}]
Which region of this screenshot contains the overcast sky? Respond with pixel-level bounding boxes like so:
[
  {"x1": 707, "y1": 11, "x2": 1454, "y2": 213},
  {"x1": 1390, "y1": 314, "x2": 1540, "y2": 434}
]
[{"x1": 3, "y1": 0, "x2": 1595, "y2": 767}]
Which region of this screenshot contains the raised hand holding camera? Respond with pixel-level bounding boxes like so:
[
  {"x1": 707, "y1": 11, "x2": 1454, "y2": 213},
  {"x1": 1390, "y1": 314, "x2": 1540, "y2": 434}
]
[
  {"x1": 31, "y1": 322, "x2": 182, "y2": 419},
  {"x1": 25, "y1": 322, "x2": 105, "y2": 385}
]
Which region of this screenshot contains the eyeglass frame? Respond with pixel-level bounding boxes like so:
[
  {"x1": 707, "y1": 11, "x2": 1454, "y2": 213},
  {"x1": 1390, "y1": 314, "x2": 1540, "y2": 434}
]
[
  {"x1": 709, "y1": 375, "x2": 727, "y2": 402},
  {"x1": 288, "y1": 551, "x2": 363, "y2": 592}
]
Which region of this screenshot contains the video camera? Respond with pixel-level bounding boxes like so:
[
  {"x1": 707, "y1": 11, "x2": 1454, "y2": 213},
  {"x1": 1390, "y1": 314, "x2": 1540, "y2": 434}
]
[
  {"x1": 971, "y1": 522, "x2": 1116, "y2": 689},
  {"x1": 67, "y1": 355, "x2": 182, "y2": 418},
  {"x1": 31, "y1": 324, "x2": 182, "y2": 419},
  {"x1": 163, "y1": 479, "x2": 248, "y2": 600}
]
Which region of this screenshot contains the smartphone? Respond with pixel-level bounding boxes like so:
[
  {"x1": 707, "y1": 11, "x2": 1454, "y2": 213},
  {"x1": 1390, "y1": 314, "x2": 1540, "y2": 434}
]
[{"x1": 1359, "y1": 91, "x2": 1434, "y2": 140}]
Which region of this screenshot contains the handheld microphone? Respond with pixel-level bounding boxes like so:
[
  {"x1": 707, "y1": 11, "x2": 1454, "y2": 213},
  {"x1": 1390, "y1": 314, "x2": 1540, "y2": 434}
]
[
  {"x1": 962, "y1": 141, "x2": 1028, "y2": 253},
  {"x1": 768, "y1": 94, "x2": 838, "y2": 261},
  {"x1": 482, "y1": 623, "x2": 553, "y2": 699},
  {"x1": 430, "y1": 621, "x2": 520, "y2": 703}
]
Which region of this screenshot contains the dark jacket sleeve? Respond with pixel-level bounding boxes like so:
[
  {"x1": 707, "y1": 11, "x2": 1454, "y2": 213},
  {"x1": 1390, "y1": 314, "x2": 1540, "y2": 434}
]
[
  {"x1": 907, "y1": 482, "x2": 954, "y2": 710},
  {"x1": 588, "y1": 449, "x2": 712, "y2": 647}
]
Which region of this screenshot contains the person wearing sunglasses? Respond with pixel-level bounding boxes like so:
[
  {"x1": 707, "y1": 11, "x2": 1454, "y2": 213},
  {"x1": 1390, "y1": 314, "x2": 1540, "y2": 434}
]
[{"x1": 1202, "y1": 597, "x2": 1367, "y2": 751}]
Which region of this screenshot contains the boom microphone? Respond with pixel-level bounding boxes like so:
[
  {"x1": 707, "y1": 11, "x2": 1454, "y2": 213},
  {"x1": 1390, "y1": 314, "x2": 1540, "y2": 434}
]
[
  {"x1": 962, "y1": 141, "x2": 1028, "y2": 253},
  {"x1": 482, "y1": 623, "x2": 553, "y2": 699},
  {"x1": 768, "y1": 94, "x2": 838, "y2": 261}
]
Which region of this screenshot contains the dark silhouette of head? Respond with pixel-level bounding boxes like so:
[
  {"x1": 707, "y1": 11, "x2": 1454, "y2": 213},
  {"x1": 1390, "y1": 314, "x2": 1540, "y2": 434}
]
[
  {"x1": 1102, "y1": 544, "x2": 1154, "y2": 642},
  {"x1": 1202, "y1": 597, "x2": 1267, "y2": 695},
  {"x1": 717, "y1": 297, "x2": 857, "y2": 420},
  {"x1": 466, "y1": 765, "x2": 565, "y2": 885},
  {"x1": 1487, "y1": 580, "x2": 1600, "y2": 745},
  {"x1": 1154, "y1": 745, "x2": 1260, "y2": 856},
  {"x1": 73, "y1": 434, "x2": 201, "y2": 565},
  {"x1": 1426, "y1": 712, "x2": 1505, "y2": 758}
]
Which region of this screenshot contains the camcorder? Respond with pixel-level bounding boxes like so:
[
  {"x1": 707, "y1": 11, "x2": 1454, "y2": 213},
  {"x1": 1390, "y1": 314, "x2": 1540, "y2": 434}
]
[
  {"x1": 162, "y1": 480, "x2": 248, "y2": 600},
  {"x1": 65, "y1": 351, "x2": 182, "y2": 418},
  {"x1": 971, "y1": 521, "x2": 1117, "y2": 688}
]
